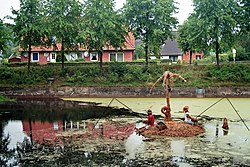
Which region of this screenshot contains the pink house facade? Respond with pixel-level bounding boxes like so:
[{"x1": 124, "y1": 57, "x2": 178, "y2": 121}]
[
  {"x1": 19, "y1": 33, "x2": 135, "y2": 65},
  {"x1": 182, "y1": 50, "x2": 204, "y2": 63}
]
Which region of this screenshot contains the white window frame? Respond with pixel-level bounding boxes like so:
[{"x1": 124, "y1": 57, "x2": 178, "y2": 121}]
[
  {"x1": 196, "y1": 55, "x2": 201, "y2": 60},
  {"x1": 50, "y1": 52, "x2": 56, "y2": 62},
  {"x1": 90, "y1": 52, "x2": 98, "y2": 61},
  {"x1": 32, "y1": 52, "x2": 39, "y2": 62},
  {"x1": 109, "y1": 52, "x2": 124, "y2": 62}
]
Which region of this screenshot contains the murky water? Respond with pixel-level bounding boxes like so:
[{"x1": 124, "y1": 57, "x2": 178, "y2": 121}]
[{"x1": 1, "y1": 98, "x2": 250, "y2": 166}]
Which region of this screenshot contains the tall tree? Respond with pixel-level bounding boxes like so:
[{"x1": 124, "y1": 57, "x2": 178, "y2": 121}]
[
  {"x1": 12, "y1": 0, "x2": 45, "y2": 72},
  {"x1": 239, "y1": 0, "x2": 250, "y2": 33},
  {"x1": 0, "y1": 20, "x2": 12, "y2": 57},
  {"x1": 123, "y1": 0, "x2": 178, "y2": 66},
  {"x1": 192, "y1": 0, "x2": 240, "y2": 68},
  {"x1": 45, "y1": 0, "x2": 83, "y2": 71},
  {"x1": 81, "y1": 0, "x2": 127, "y2": 74},
  {"x1": 177, "y1": 15, "x2": 206, "y2": 64}
]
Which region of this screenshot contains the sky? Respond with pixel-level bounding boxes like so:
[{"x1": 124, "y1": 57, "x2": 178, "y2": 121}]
[{"x1": 0, "y1": 0, "x2": 193, "y2": 25}]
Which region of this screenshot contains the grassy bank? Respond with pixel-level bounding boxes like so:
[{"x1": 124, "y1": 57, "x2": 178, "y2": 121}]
[
  {"x1": 0, "y1": 63, "x2": 249, "y2": 88},
  {"x1": 0, "y1": 96, "x2": 11, "y2": 102}
]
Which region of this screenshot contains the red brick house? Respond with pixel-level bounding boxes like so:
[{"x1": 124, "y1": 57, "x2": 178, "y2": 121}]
[
  {"x1": 145, "y1": 31, "x2": 204, "y2": 63},
  {"x1": 182, "y1": 50, "x2": 204, "y2": 63},
  {"x1": 158, "y1": 38, "x2": 204, "y2": 63},
  {"x1": 19, "y1": 32, "x2": 135, "y2": 65}
]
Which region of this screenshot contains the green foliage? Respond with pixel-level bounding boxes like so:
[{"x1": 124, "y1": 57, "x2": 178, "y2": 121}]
[
  {"x1": 0, "y1": 66, "x2": 57, "y2": 86},
  {"x1": 207, "y1": 64, "x2": 250, "y2": 83},
  {"x1": 0, "y1": 63, "x2": 250, "y2": 88},
  {"x1": 134, "y1": 44, "x2": 145, "y2": 59},
  {"x1": 184, "y1": 0, "x2": 240, "y2": 67},
  {"x1": 45, "y1": 0, "x2": 83, "y2": 71},
  {"x1": 82, "y1": 0, "x2": 127, "y2": 74},
  {"x1": 0, "y1": 20, "x2": 13, "y2": 56},
  {"x1": 0, "y1": 96, "x2": 10, "y2": 102},
  {"x1": 160, "y1": 59, "x2": 172, "y2": 64},
  {"x1": 12, "y1": 0, "x2": 48, "y2": 72},
  {"x1": 123, "y1": 0, "x2": 178, "y2": 65},
  {"x1": 177, "y1": 15, "x2": 205, "y2": 54},
  {"x1": 56, "y1": 53, "x2": 67, "y2": 63}
]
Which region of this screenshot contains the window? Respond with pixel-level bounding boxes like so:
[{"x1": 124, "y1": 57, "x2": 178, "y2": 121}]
[
  {"x1": 52, "y1": 53, "x2": 56, "y2": 59},
  {"x1": 109, "y1": 52, "x2": 124, "y2": 62},
  {"x1": 117, "y1": 53, "x2": 124, "y2": 62},
  {"x1": 169, "y1": 55, "x2": 178, "y2": 62},
  {"x1": 32, "y1": 52, "x2": 39, "y2": 62},
  {"x1": 196, "y1": 55, "x2": 201, "y2": 60},
  {"x1": 90, "y1": 52, "x2": 98, "y2": 61},
  {"x1": 110, "y1": 53, "x2": 116, "y2": 61}
]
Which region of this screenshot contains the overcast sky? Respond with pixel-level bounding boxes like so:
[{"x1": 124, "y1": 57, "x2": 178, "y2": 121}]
[{"x1": 0, "y1": 0, "x2": 193, "y2": 24}]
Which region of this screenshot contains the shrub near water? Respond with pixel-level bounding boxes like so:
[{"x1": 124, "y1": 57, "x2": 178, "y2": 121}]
[
  {"x1": 0, "y1": 63, "x2": 249, "y2": 87},
  {"x1": 0, "y1": 66, "x2": 58, "y2": 86}
]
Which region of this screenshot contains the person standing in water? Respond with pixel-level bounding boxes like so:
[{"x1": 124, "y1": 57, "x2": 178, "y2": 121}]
[
  {"x1": 222, "y1": 117, "x2": 229, "y2": 135},
  {"x1": 149, "y1": 71, "x2": 187, "y2": 106}
]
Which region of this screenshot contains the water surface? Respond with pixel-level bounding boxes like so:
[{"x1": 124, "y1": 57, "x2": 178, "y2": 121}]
[{"x1": 1, "y1": 98, "x2": 250, "y2": 166}]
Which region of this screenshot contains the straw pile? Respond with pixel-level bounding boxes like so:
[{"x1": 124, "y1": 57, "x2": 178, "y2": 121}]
[{"x1": 136, "y1": 121, "x2": 205, "y2": 137}]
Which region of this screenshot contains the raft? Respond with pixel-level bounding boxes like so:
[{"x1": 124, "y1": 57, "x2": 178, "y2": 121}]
[{"x1": 136, "y1": 121, "x2": 205, "y2": 137}]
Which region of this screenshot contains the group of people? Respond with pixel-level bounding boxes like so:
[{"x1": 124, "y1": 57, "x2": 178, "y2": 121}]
[
  {"x1": 143, "y1": 70, "x2": 229, "y2": 133},
  {"x1": 143, "y1": 105, "x2": 198, "y2": 128},
  {"x1": 143, "y1": 70, "x2": 197, "y2": 129}
]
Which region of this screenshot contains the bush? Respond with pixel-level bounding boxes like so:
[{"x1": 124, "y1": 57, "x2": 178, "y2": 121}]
[
  {"x1": 0, "y1": 63, "x2": 250, "y2": 87},
  {"x1": 160, "y1": 59, "x2": 172, "y2": 64}
]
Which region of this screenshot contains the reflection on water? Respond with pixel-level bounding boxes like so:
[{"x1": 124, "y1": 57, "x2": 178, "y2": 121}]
[
  {"x1": 3, "y1": 121, "x2": 28, "y2": 149},
  {"x1": 1, "y1": 98, "x2": 250, "y2": 166}
]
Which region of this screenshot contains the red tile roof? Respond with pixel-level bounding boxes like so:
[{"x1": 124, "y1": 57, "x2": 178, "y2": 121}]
[{"x1": 19, "y1": 32, "x2": 135, "y2": 52}]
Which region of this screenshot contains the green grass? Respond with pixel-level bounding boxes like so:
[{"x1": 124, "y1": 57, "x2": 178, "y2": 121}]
[
  {"x1": 0, "y1": 96, "x2": 11, "y2": 102},
  {"x1": 0, "y1": 63, "x2": 250, "y2": 88}
]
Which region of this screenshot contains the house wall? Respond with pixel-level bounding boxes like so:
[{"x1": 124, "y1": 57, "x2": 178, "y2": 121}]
[
  {"x1": 20, "y1": 52, "x2": 48, "y2": 65},
  {"x1": 38, "y1": 52, "x2": 48, "y2": 65},
  {"x1": 83, "y1": 50, "x2": 133, "y2": 62},
  {"x1": 103, "y1": 51, "x2": 110, "y2": 62},
  {"x1": 124, "y1": 51, "x2": 133, "y2": 62},
  {"x1": 20, "y1": 50, "x2": 133, "y2": 64},
  {"x1": 182, "y1": 50, "x2": 204, "y2": 63}
]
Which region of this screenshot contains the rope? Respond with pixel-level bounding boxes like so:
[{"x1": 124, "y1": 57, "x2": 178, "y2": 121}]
[
  {"x1": 92, "y1": 98, "x2": 116, "y2": 130},
  {"x1": 196, "y1": 97, "x2": 224, "y2": 118},
  {"x1": 114, "y1": 98, "x2": 143, "y2": 119},
  {"x1": 226, "y1": 97, "x2": 250, "y2": 131}
]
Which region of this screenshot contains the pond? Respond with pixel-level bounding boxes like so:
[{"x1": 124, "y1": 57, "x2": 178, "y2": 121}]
[{"x1": 1, "y1": 98, "x2": 250, "y2": 166}]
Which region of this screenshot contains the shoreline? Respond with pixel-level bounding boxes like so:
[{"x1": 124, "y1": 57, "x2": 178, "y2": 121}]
[{"x1": 0, "y1": 86, "x2": 250, "y2": 98}]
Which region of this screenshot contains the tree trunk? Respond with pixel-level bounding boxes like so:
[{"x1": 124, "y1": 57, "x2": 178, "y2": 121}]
[
  {"x1": 61, "y1": 39, "x2": 64, "y2": 71},
  {"x1": 28, "y1": 44, "x2": 31, "y2": 73},
  {"x1": 214, "y1": 17, "x2": 220, "y2": 68},
  {"x1": 215, "y1": 38, "x2": 220, "y2": 68},
  {"x1": 189, "y1": 50, "x2": 192, "y2": 65},
  {"x1": 99, "y1": 49, "x2": 103, "y2": 75},
  {"x1": 145, "y1": 31, "x2": 149, "y2": 67}
]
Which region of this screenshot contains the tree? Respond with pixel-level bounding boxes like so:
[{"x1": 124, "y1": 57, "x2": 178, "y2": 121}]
[
  {"x1": 45, "y1": 0, "x2": 83, "y2": 71},
  {"x1": 239, "y1": 0, "x2": 250, "y2": 33},
  {"x1": 123, "y1": 0, "x2": 178, "y2": 66},
  {"x1": 81, "y1": 0, "x2": 127, "y2": 74},
  {"x1": 0, "y1": 20, "x2": 12, "y2": 57},
  {"x1": 12, "y1": 0, "x2": 46, "y2": 72},
  {"x1": 191, "y1": 0, "x2": 240, "y2": 68},
  {"x1": 178, "y1": 17, "x2": 197, "y2": 64}
]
